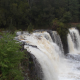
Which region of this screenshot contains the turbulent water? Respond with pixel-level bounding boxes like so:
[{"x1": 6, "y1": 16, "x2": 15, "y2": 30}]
[
  {"x1": 16, "y1": 29, "x2": 80, "y2": 80},
  {"x1": 67, "y1": 28, "x2": 80, "y2": 54}
]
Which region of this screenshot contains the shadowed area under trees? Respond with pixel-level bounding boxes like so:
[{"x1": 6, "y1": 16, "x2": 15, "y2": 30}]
[{"x1": 0, "y1": 0, "x2": 80, "y2": 30}]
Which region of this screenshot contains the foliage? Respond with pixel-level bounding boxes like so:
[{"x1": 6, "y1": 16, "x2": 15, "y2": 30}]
[
  {"x1": 76, "y1": 24, "x2": 80, "y2": 31},
  {"x1": 51, "y1": 18, "x2": 71, "y2": 53},
  {"x1": 0, "y1": 32, "x2": 24, "y2": 80},
  {"x1": 27, "y1": 23, "x2": 33, "y2": 33},
  {"x1": 60, "y1": 12, "x2": 72, "y2": 23},
  {"x1": 51, "y1": 18, "x2": 64, "y2": 30},
  {"x1": 0, "y1": 0, "x2": 30, "y2": 30},
  {"x1": 0, "y1": 0, "x2": 80, "y2": 29},
  {"x1": 51, "y1": 18, "x2": 69, "y2": 36}
]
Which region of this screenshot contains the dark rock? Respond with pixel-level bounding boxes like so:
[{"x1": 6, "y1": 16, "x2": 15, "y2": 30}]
[{"x1": 20, "y1": 43, "x2": 43, "y2": 80}]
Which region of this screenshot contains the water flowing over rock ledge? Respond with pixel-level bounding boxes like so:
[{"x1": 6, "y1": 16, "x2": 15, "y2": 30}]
[{"x1": 16, "y1": 28, "x2": 80, "y2": 80}]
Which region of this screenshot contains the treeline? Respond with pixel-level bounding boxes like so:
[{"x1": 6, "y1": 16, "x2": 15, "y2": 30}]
[{"x1": 0, "y1": 0, "x2": 80, "y2": 30}]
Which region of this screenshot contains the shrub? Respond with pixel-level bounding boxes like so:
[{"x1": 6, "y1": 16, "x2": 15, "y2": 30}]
[
  {"x1": 27, "y1": 23, "x2": 33, "y2": 33},
  {"x1": 60, "y1": 11, "x2": 72, "y2": 23},
  {"x1": 0, "y1": 32, "x2": 24, "y2": 80},
  {"x1": 51, "y1": 18, "x2": 64, "y2": 30},
  {"x1": 76, "y1": 24, "x2": 80, "y2": 31}
]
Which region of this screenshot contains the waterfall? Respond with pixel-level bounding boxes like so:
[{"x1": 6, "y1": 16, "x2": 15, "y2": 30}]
[
  {"x1": 47, "y1": 31, "x2": 64, "y2": 54},
  {"x1": 67, "y1": 28, "x2": 80, "y2": 54},
  {"x1": 26, "y1": 46, "x2": 58, "y2": 80},
  {"x1": 16, "y1": 30, "x2": 80, "y2": 80},
  {"x1": 69, "y1": 28, "x2": 80, "y2": 50},
  {"x1": 18, "y1": 31, "x2": 60, "y2": 80},
  {"x1": 67, "y1": 33, "x2": 77, "y2": 53}
]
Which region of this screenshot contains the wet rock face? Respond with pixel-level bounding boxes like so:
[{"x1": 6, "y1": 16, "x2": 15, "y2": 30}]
[
  {"x1": 62, "y1": 37, "x2": 68, "y2": 54},
  {"x1": 21, "y1": 52, "x2": 43, "y2": 80},
  {"x1": 29, "y1": 54, "x2": 43, "y2": 80},
  {"x1": 20, "y1": 43, "x2": 43, "y2": 80}
]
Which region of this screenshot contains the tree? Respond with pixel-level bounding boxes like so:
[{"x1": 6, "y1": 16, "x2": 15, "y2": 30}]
[
  {"x1": 66, "y1": 0, "x2": 79, "y2": 22},
  {"x1": 0, "y1": 32, "x2": 24, "y2": 80},
  {"x1": 61, "y1": 11, "x2": 72, "y2": 23},
  {"x1": 30, "y1": 0, "x2": 55, "y2": 28}
]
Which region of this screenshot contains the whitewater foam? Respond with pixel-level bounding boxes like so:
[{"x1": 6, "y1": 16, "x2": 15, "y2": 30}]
[{"x1": 17, "y1": 30, "x2": 80, "y2": 80}]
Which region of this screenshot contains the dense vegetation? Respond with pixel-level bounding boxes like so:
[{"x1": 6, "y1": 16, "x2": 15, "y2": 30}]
[
  {"x1": 0, "y1": 32, "x2": 42, "y2": 80},
  {"x1": 0, "y1": 32, "x2": 25, "y2": 80},
  {"x1": 0, "y1": 0, "x2": 80, "y2": 30},
  {"x1": 0, "y1": 0, "x2": 80, "y2": 79}
]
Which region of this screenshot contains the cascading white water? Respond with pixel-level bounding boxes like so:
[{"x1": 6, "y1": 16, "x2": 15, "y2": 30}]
[
  {"x1": 52, "y1": 31, "x2": 64, "y2": 54},
  {"x1": 67, "y1": 33, "x2": 77, "y2": 54},
  {"x1": 26, "y1": 46, "x2": 58, "y2": 80},
  {"x1": 16, "y1": 30, "x2": 80, "y2": 80},
  {"x1": 47, "y1": 31, "x2": 64, "y2": 54},
  {"x1": 67, "y1": 28, "x2": 80, "y2": 54}
]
